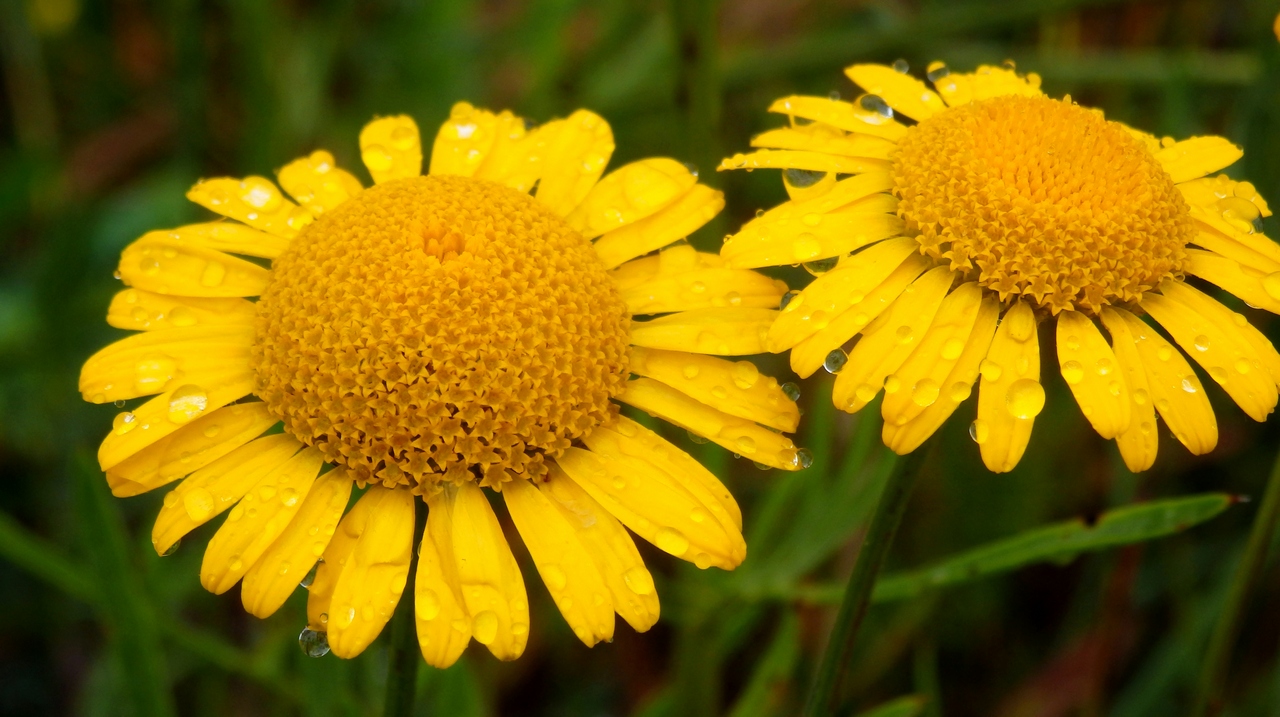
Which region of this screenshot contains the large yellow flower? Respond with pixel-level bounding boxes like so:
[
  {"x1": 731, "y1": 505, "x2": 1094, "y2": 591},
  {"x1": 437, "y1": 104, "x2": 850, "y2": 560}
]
[
  {"x1": 720, "y1": 61, "x2": 1280, "y2": 473},
  {"x1": 80, "y1": 103, "x2": 803, "y2": 666}
]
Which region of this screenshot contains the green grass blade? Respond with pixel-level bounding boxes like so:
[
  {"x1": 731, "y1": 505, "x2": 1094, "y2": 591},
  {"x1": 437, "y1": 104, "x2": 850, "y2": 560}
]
[
  {"x1": 854, "y1": 695, "x2": 927, "y2": 717},
  {"x1": 727, "y1": 611, "x2": 801, "y2": 717},
  {"x1": 0, "y1": 508, "x2": 98, "y2": 602}
]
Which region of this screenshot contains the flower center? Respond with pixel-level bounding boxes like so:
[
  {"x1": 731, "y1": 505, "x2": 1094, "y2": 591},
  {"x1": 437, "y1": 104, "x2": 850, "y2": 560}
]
[
  {"x1": 891, "y1": 94, "x2": 1194, "y2": 314},
  {"x1": 252, "y1": 175, "x2": 631, "y2": 491}
]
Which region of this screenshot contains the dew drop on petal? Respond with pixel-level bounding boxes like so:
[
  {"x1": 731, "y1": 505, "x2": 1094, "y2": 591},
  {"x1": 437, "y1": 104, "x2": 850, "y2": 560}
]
[
  {"x1": 655, "y1": 527, "x2": 690, "y2": 556},
  {"x1": 624, "y1": 567, "x2": 655, "y2": 595},
  {"x1": 969, "y1": 419, "x2": 990, "y2": 444},
  {"x1": 1005, "y1": 379, "x2": 1046, "y2": 420}
]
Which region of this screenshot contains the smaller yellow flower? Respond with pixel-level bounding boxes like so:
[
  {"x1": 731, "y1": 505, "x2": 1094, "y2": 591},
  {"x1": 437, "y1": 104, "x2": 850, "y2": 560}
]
[{"x1": 720, "y1": 61, "x2": 1279, "y2": 473}]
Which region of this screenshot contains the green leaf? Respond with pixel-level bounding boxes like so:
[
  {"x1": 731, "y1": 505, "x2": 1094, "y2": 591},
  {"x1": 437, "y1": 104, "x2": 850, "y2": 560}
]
[{"x1": 855, "y1": 695, "x2": 928, "y2": 717}]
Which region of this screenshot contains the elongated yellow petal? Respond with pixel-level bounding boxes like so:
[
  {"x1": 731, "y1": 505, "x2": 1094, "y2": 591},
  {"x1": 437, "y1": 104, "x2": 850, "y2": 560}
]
[
  {"x1": 1056, "y1": 311, "x2": 1131, "y2": 439},
  {"x1": 118, "y1": 234, "x2": 270, "y2": 298},
  {"x1": 845, "y1": 64, "x2": 945, "y2": 121},
  {"x1": 307, "y1": 484, "x2": 375, "y2": 629},
  {"x1": 1142, "y1": 289, "x2": 1277, "y2": 421},
  {"x1": 1161, "y1": 280, "x2": 1280, "y2": 387},
  {"x1": 473, "y1": 111, "x2": 551, "y2": 192},
  {"x1": 1155, "y1": 136, "x2": 1243, "y2": 183},
  {"x1": 105, "y1": 402, "x2": 277, "y2": 497},
  {"x1": 201, "y1": 447, "x2": 325, "y2": 594},
  {"x1": 535, "y1": 110, "x2": 614, "y2": 216},
  {"x1": 721, "y1": 212, "x2": 901, "y2": 269},
  {"x1": 80, "y1": 325, "x2": 253, "y2": 403},
  {"x1": 789, "y1": 253, "x2": 930, "y2": 377},
  {"x1": 107, "y1": 289, "x2": 256, "y2": 332},
  {"x1": 1193, "y1": 204, "x2": 1280, "y2": 263},
  {"x1": 976, "y1": 301, "x2": 1041, "y2": 473},
  {"x1": 750, "y1": 126, "x2": 896, "y2": 159},
  {"x1": 610, "y1": 243, "x2": 710, "y2": 292},
  {"x1": 1179, "y1": 175, "x2": 1271, "y2": 218},
  {"x1": 618, "y1": 378, "x2": 800, "y2": 471},
  {"x1": 629, "y1": 347, "x2": 799, "y2": 432},
  {"x1": 565, "y1": 158, "x2": 697, "y2": 239},
  {"x1": 241, "y1": 468, "x2": 353, "y2": 618},
  {"x1": 629, "y1": 307, "x2": 775, "y2": 356},
  {"x1": 620, "y1": 263, "x2": 787, "y2": 314},
  {"x1": 769, "y1": 236, "x2": 920, "y2": 352},
  {"x1": 881, "y1": 282, "x2": 984, "y2": 429},
  {"x1": 155, "y1": 222, "x2": 289, "y2": 259},
  {"x1": 1100, "y1": 307, "x2": 1217, "y2": 455},
  {"x1": 1185, "y1": 249, "x2": 1280, "y2": 314},
  {"x1": 1191, "y1": 209, "x2": 1280, "y2": 271},
  {"x1": 718, "y1": 149, "x2": 889, "y2": 176},
  {"x1": 1102, "y1": 313, "x2": 1159, "y2": 472},
  {"x1": 98, "y1": 378, "x2": 256, "y2": 471},
  {"x1": 151, "y1": 434, "x2": 303, "y2": 554},
  {"x1": 766, "y1": 96, "x2": 909, "y2": 141},
  {"x1": 883, "y1": 295, "x2": 999, "y2": 454},
  {"x1": 360, "y1": 115, "x2": 423, "y2": 183},
  {"x1": 327, "y1": 487, "x2": 416, "y2": 659},
  {"x1": 428, "y1": 103, "x2": 498, "y2": 178},
  {"x1": 540, "y1": 463, "x2": 659, "y2": 631},
  {"x1": 932, "y1": 65, "x2": 1043, "y2": 107},
  {"x1": 428, "y1": 482, "x2": 529, "y2": 661},
  {"x1": 593, "y1": 184, "x2": 723, "y2": 269},
  {"x1": 414, "y1": 515, "x2": 471, "y2": 668},
  {"x1": 278, "y1": 150, "x2": 363, "y2": 215},
  {"x1": 504, "y1": 478, "x2": 614, "y2": 646},
  {"x1": 187, "y1": 177, "x2": 312, "y2": 238},
  {"x1": 832, "y1": 266, "x2": 954, "y2": 413}
]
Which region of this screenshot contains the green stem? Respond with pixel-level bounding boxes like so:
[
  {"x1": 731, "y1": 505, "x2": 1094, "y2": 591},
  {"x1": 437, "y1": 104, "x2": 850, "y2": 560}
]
[
  {"x1": 1192, "y1": 446, "x2": 1280, "y2": 717},
  {"x1": 803, "y1": 445, "x2": 930, "y2": 717},
  {"x1": 384, "y1": 499, "x2": 427, "y2": 717}
]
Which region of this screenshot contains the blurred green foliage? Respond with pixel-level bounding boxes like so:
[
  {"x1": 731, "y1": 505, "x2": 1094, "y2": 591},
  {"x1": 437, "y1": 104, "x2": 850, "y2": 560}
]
[{"x1": 2, "y1": 0, "x2": 1280, "y2": 715}]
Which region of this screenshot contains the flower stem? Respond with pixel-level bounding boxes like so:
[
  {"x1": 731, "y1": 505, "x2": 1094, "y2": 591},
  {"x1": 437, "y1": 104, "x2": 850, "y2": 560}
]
[
  {"x1": 384, "y1": 499, "x2": 426, "y2": 717},
  {"x1": 803, "y1": 444, "x2": 930, "y2": 717},
  {"x1": 1193, "y1": 445, "x2": 1280, "y2": 717}
]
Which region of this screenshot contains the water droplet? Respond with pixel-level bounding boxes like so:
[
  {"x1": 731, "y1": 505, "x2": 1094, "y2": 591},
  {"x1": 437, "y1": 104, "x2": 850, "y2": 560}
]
[
  {"x1": 1133, "y1": 388, "x2": 1149, "y2": 405},
  {"x1": 1209, "y1": 366, "x2": 1228, "y2": 383},
  {"x1": 979, "y1": 359, "x2": 1003, "y2": 382},
  {"x1": 511, "y1": 622, "x2": 529, "y2": 636},
  {"x1": 1061, "y1": 360, "x2": 1084, "y2": 385},
  {"x1": 858, "y1": 94, "x2": 893, "y2": 118},
  {"x1": 796, "y1": 447, "x2": 814, "y2": 469},
  {"x1": 200, "y1": 261, "x2": 226, "y2": 287},
  {"x1": 1263, "y1": 272, "x2": 1280, "y2": 301},
  {"x1": 783, "y1": 168, "x2": 828, "y2": 190},
  {"x1": 300, "y1": 563, "x2": 318, "y2": 588},
  {"x1": 804, "y1": 256, "x2": 839, "y2": 275},
  {"x1": 281, "y1": 487, "x2": 299, "y2": 506},
  {"x1": 1181, "y1": 376, "x2": 1198, "y2": 393},
  {"x1": 113, "y1": 411, "x2": 138, "y2": 435},
  {"x1": 1157, "y1": 345, "x2": 1173, "y2": 361},
  {"x1": 892, "y1": 58, "x2": 909, "y2": 73},
  {"x1": 926, "y1": 61, "x2": 950, "y2": 82},
  {"x1": 140, "y1": 257, "x2": 161, "y2": 275},
  {"x1": 949, "y1": 381, "x2": 972, "y2": 402},
  {"x1": 883, "y1": 375, "x2": 902, "y2": 394},
  {"x1": 655, "y1": 527, "x2": 690, "y2": 556},
  {"x1": 781, "y1": 382, "x2": 801, "y2": 401},
  {"x1": 1064, "y1": 334, "x2": 1081, "y2": 351},
  {"x1": 895, "y1": 325, "x2": 914, "y2": 345},
  {"x1": 854, "y1": 383, "x2": 879, "y2": 403},
  {"x1": 163, "y1": 491, "x2": 178, "y2": 508},
  {"x1": 472, "y1": 611, "x2": 499, "y2": 645},
  {"x1": 168, "y1": 385, "x2": 208, "y2": 424},
  {"x1": 731, "y1": 361, "x2": 759, "y2": 388},
  {"x1": 298, "y1": 628, "x2": 330, "y2": 657},
  {"x1": 711, "y1": 385, "x2": 729, "y2": 399},
  {"x1": 969, "y1": 419, "x2": 990, "y2": 444},
  {"x1": 792, "y1": 234, "x2": 822, "y2": 262},
  {"x1": 543, "y1": 564, "x2": 567, "y2": 591},
  {"x1": 229, "y1": 557, "x2": 244, "y2": 572},
  {"x1": 941, "y1": 337, "x2": 965, "y2": 360},
  {"x1": 694, "y1": 553, "x2": 715, "y2": 569},
  {"x1": 169, "y1": 306, "x2": 197, "y2": 327},
  {"x1": 1005, "y1": 379, "x2": 1046, "y2": 420},
  {"x1": 823, "y1": 349, "x2": 848, "y2": 374},
  {"x1": 624, "y1": 567, "x2": 655, "y2": 595},
  {"x1": 686, "y1": 430, "x2": 709, "y2": 444},
  {"x1": 160, "y1": 539, "x2": 180, "y2": 557},
  {"x1": 362, "y1": 144, "x2": 393, "y2": 171},
  {"x1": 1108, "y1": 380, "x2": 1122, "y2": 397},
  {"x1": 134, "y1": 355, "x2": 177, "y2": 394},
  {"x1": 779, "y1": 291, "x2": 801, "y2": 311},
  {"x1": 736, "y1": 436, "x2": 757, "y2": 454},
  {"x1": 1236, "y1": 358, "x2": 1253, "y2": 375},
  {"x1": 416, "y1": 588, "x2": 441, "y2": 620},
  {"x1": 911, "y1": 379, "x2": 939, "y2": 408},
  {"x1": 689, "y1": 507, "x2": 707, "y2": 523},
  {"x1": 1095, "y1": 358, "x2": 1114, "y2": 376},
  {"x1": 183, "y1": 488, "x2": 215, "y2": 521},
  {"x1": 1193, "y1": 335, "x2": 1211, "y2": 352}
]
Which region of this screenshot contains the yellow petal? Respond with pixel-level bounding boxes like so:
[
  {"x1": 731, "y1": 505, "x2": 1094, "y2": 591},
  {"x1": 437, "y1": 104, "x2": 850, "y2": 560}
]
[
  {"x1": 610, "y1": 244, "x2": 711, "y2": 292},
  {"x1": 107, "y1": 289, "x2": 255, "y2": 332},
  {"x1": 629, "y1": 307, "x2": 775, "y2": 356},
  {"x1": 933, "y1": 65, "x2": 1043, "y2": 107},
  {"x1": 105, "y1": 402, "x2": 277, "y2": 497},
  {"x1": 151, "y1": 434, "x2": 303, "y2": 554},
  {"x1": 720, "y1": 211, "x2": 901, "y2": 269},
  {"x1": 504, "y1": 478, "x2": 614, "y2": 646},
  {"x1": 1190, "y1": 207, "x2": 1280, "y2": 271},
  {"x1": 880, "y1": 282, "x2": 984, "y2": 429},
  {"x1": 472, "y1": 111, "x2": 549, "y2": 192},
  {"x1": 1100, "y1": 307, "x2": 1217, "y2": 455},
  {"x1": 80, "y1": 325, "x2": 253, "y2": 403},
  {"x1": 428, "y1": 103, "x2": 499, "y2": 178},
  {"x1": 535, "y1": 109, "x2": 614, "y2": 216},
  {"x1": 845, "y1": 63, "x2": 945, "y2": 121},
  {"x1": 565, "y1": 158, "x2": 697, "y2": 239},
  {"x1": 629, "y1": 348, "x2": 799, "y2": 432},
  {"x1": 540, "y1": 463, "x2": 659, "y2": 632},
  {"x1": 788, "y1": 254, "x2": 930, "y2": 377},
  {"x1": 201, "y1": 447, "x2": 325, "y2": 594},
  {"x1": 1185, "y1": 249, "x2": 1280, "y2": 314},
  {"x1": 1056, "y1": 311, "x2": 1131, "y2": 439},
  {"x1": 832, "y1": 266, "x2": 955, "y2": 413},
  {"x1": 360, "y1": 115, "x2": 423, "y2": 183},
  {"x1": 619, "y1": 262, "x2": 787, "y2": 315},
  {"x1": 241, "y1": 468, "x2": 353, "y2": 618},
  {"x1": 593, "y1": 184, "x2": 723, "y2": 269},
  {"x1": 1142, "y1": 288, "x2": 1278, "y2": 421},
  {"x1": 1179, "y1": 175, "x2": 1271, "y2": 219},
  {"x1": 277, "y1": 150, "x2": 363, "y2": 215},
  {"x1": 976, "y1": 301, "x2": 1042, "y2": 473},
  {"x1": 766, "y1": 96, "x2": 909, "y2": 141},
  {"x1": 414, "y1": 515, "x2": 471, "y2": 668},
  {"x1": 1154, "y1": 136, "x2": 1243, "y2": 183},
  {"x1": 883, "y1": 295, "x2": 999, "y2": 454},
  {"x1": 617, "y1": 377, "x2": 800, "y2": 471},
  {"x1": 118, "y1": 232, "x2": 270, "y2": 298},
  {"x1": 307, "y1": 483, "x2": 375, "y2": 629},
  {"x1": 1103, "y1": 314, "x2": 1159, "y2": 473},
  {"x1": 98, "y1": 378, "x2": 256, "y2": 471},
  {"x1": 327, "y1": 487, "x2": 416, "y2": 659},
  {"x1": 158, "y1": 222, "x2": 289, "y2": 259},
  {"x1": 750, "y1": 126, "x2": 896, "y2": 159},
  {"x1": 1160, "y1": 279, "x2": 1280, "y2": 387},
  {"x1": 187, "y1": 177, "x2": 312, "y2": 238},
  {"x1": 718, "y1": 148, "x2": 889, "y2": 175},
  {"x1": 428, "y1": 482, "x2": 529, "y2": 661}
]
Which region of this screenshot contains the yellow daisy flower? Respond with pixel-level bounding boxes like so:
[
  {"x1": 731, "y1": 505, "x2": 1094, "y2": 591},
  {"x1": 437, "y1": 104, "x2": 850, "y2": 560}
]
[
  {"x1": 80, "y1": 103, "x2": 804, "y2": 666},
  {"x1": 719, "y1": 61, "x2": 1279, "y2": 474}
]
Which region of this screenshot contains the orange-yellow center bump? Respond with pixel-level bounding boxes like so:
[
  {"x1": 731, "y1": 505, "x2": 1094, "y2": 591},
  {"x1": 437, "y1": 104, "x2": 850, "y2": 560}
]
[
  {"x1": 891, "y1": 95, "x2": 1195, "y2": 315},
  {"x1": 252, "y1": 175, "x2": 631, "y2": 491}
]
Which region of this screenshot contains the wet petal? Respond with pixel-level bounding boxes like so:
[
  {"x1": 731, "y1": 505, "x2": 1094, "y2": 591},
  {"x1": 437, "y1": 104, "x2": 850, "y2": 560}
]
[
  {"x1": 98, "y1": 378, "x2": 256, "y2": 471},
  {"x1": 106, "y1": 289, "x2": 255, "y2": 332},
  {"x1": 593, "y1": 184, "x2": 724, "y2": 269},
  {"x1": 566, "y1": 158, "x2": 697, "y2": 239},
  {"x1": 1155, "y1": 136, "x2": 1243, "y2": 183},
  {"x1": 535, "y1": 109, "x2": 614, "y2": 216},
  {"x1": 80, "y1": 325, "x2": 253, "y2": 403},
  {"x1": 1056, "y1": 310, "x2": 1131, "y2": 439},
  {"x1": 1185, "y1": 249, "x2": 1280, "y2": 314},
  {"x1": 360, "y1": 115, "x2": 423, "y2": 183},
  {"x1": 429, "y1": 103, "x2": 499, "y2": 178},
  {"x1": 750, "y1": 126, "x2": 896, "y2": 159},
  {"x1": 975, "y1": 301, "x2": 1041, "y2": 473},
  {"x1": 629, "y1": 307, "x2": 776, "y2": 356},
  {"x1": 1103, "y1": 315, "x2": 1160, "y2": 473},
  {"x1": 845, "y1": 63, "x2": 945, "y2": 121},
  {"x1": 718, "y1": 149, "x2": 889, "y2": 176},
  {"x1": 118, "y1": 233, "x2": 270, "y2": 298},
  {"x1": 187, "y1": 177, "x2": 312, "y2": 238},
  {"x1": 414, "y1": 517, "x2": 471, "y2": 668},
  {"x1": 766, "y1": 96, "x2": 909, "y2": 141},
  {"x1": 278, "y1": 150, "x2": 363, "y2": 215},
  {"x1": 629, "y1": 347, "x2": 799, "y2": 432}
]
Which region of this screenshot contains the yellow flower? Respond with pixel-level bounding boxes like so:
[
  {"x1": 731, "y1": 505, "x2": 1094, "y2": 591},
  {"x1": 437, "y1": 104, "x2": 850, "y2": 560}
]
[
  {"x1": 720, "y1": 61, "x2": 1280, "y2": 474},
  {"x1": 80, "y1": 103, "x2": 803, "y2": 666}
]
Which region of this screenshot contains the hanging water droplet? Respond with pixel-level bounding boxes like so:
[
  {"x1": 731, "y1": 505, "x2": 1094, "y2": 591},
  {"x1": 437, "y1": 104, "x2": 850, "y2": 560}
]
[
  {"x1": 159, "y1": 539, "x2": 180, "y2": 557},
  {"x1": 926, "y1": 61, "x2": 950, "y2": 82},
  {"x1": 969, "y1": 419, "x2": 990, "y2": 444},
  {"x1": 858, "y1": 94, "x2": 893, "y2": 118},
  {"x1": 779, "y1": 291, "x2": 801, "y2": 311},
  {"x1": 300, "y1": 562, "x2": 319, "y2": 588},
  {"x1": 823, "y1": 349, "x2": 848, "y2": 374},
  {"x1": 795, "y1": 447, "x2": 814, "y2": 469},
  {"x1": 783, "y1": 168, "x2": 827, "y2": 189},
  {"x1": 686, "y1": 430, "x2": 709, "y2": 444},
  {"x1": 781, "y1": 382, "x2": 801, "y2": 401},
  {"x1": 804, "y1": 256, "x2": 839, "y2": 275},
  {"x1": 298, "y1": 628, "x2": 330, "y2": 657}
]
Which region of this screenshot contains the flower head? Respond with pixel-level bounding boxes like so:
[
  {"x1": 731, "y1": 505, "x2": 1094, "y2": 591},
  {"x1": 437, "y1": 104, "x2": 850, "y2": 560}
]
[
  {"x1": 720, "y1": 61, "x2": 1279, "y2": 473},
  {"x1": 81, "y1": 104, "x2": 802, "y2": 666}
]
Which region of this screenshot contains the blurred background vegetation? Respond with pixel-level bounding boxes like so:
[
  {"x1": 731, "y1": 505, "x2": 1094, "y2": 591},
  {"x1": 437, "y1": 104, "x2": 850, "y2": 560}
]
[{"x1": 3, "y1": 0, "x2": 1280, "y2": 715}]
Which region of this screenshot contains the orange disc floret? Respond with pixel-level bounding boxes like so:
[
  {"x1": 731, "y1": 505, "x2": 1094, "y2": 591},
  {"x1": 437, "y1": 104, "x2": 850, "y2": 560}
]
[
  {"x1": 892, "y1": 94, "x2": 1195, "y2": 315},
  {"x1": 252, "y1": 174, "x2": 631, "y2": 492}
]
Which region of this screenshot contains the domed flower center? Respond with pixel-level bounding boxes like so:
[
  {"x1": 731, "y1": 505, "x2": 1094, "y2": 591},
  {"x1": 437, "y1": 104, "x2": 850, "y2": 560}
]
[
  {"x1": 891, "y1": 94, "x2": 1195, "y2": 315},
  {"x1": 252, "y1": 175, "x2": 631, "y2": 491}
]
